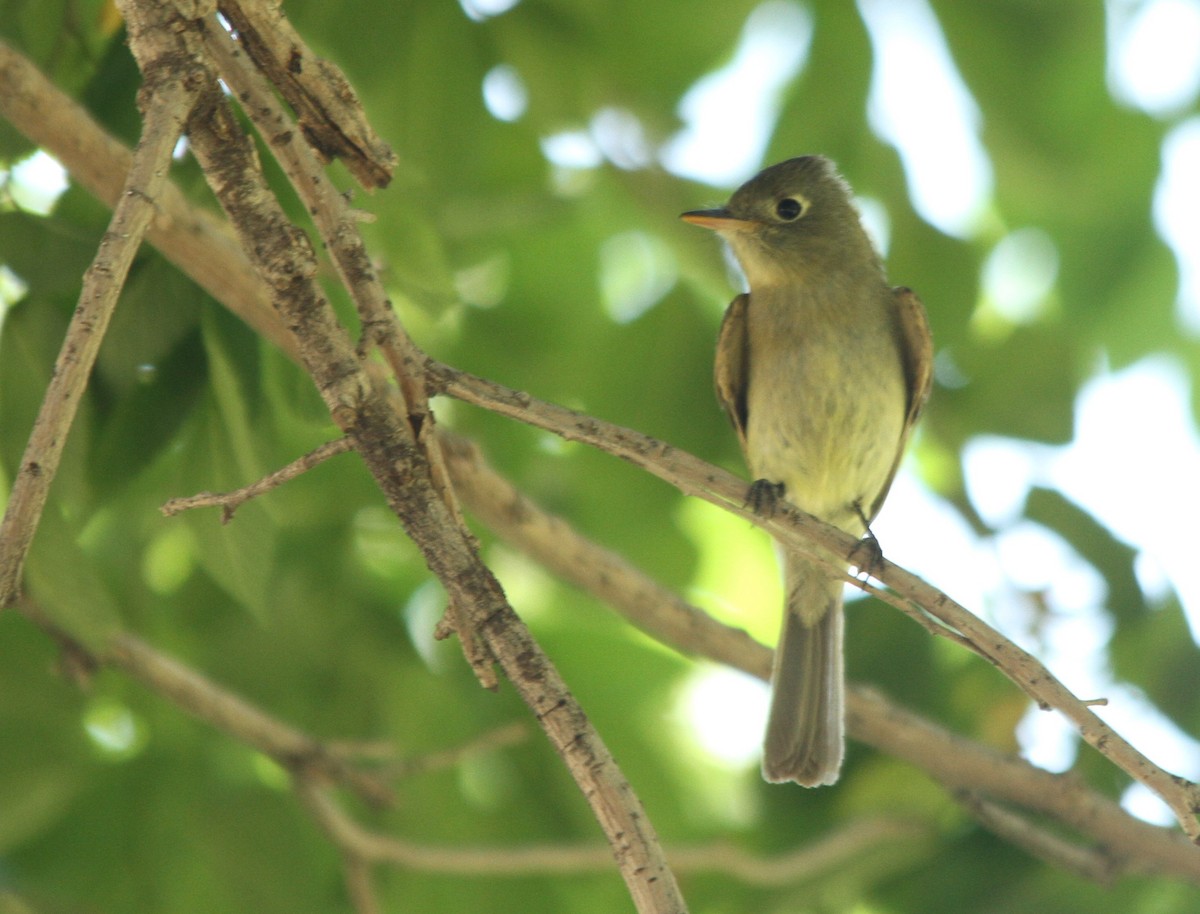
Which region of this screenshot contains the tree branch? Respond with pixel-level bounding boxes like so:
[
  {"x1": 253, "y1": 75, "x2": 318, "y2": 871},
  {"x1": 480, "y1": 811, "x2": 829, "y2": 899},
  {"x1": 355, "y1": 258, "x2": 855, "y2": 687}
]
[
  {"x1": 174, "y1": 9, "x2": 687, "y2": 910},
  {"x1": 16, "y1": 598, "x2": 394, "y2": 807},
  {"x1": 0, "y1": 38, "x2": 202, "y2": 608},
  {"x1": 850, "y1": 687, "x2": 1200, "y2": 881},
  {"x1": 1, "y1": 16, "x2": 1194, "y2": 892},
  {"x1": 440, "y1": 428, "x2": 1200, "y2": 884},
  {"x1": 427, "y1": 360, "x2": 1200, "y2": 844},
  {"x1": 21, "y1": 588, "x2": 928, "y2": 896},
  {"x1": 957, "y1": 792, "x2": 1117, "y2": 884},
  {"x1": 216, "y1": 0, "x2": 396, "y2": 190},
  {"x1": 0, "y1": 38, "x2": 297, "y2": 358},
  {"x1": 296, "y1": 775, "x2": 925, "y2": 885},
  {"x1": 198, "y1": 16, "x2": 487, "y2": 683}
]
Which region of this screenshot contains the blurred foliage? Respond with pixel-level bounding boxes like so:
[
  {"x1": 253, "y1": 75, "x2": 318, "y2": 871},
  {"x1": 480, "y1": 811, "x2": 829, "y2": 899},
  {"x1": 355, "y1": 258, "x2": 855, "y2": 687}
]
[{"x1": 2, "y1": 0, "x2": 1200, "y2": 912}]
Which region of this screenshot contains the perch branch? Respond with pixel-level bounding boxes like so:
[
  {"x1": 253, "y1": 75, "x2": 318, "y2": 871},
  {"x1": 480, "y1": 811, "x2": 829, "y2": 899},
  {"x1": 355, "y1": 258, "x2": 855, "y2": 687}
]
[
  {"x1": 440, "y1": 428, "x2": 1200, "y2": 883},
  {"x1": 426, "y1": 360, "x2": 1200, "y2": 844}
]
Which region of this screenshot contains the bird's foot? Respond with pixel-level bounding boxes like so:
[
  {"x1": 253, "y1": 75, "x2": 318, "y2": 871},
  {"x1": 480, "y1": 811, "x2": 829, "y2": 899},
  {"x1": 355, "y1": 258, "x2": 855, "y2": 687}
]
[
  {"x1": 745, "y1": 479, "x2": 786, "y2": 517},
  {"x1": 849, "y1": 499, "x2": 884, "y2": 579}
]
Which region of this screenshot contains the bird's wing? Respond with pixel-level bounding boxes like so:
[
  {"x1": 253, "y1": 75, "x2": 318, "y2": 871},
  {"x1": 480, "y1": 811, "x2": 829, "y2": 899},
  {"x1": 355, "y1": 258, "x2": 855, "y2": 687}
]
[
  {"x1": 893, "y1": 285, "x2": 934, "y2": 431},
  {"x1": 867, "y1": 286, "x2": 934, "y2": 521},
  {"x1": 714, "y1": 293, "x2": 751, "y2": 454}
]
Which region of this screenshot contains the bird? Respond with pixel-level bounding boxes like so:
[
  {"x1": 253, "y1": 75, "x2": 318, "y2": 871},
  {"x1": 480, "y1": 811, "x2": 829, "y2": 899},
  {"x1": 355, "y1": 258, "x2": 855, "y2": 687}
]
[{"x1": 682, "y1": 156, "x2": 932, "y2": 785}]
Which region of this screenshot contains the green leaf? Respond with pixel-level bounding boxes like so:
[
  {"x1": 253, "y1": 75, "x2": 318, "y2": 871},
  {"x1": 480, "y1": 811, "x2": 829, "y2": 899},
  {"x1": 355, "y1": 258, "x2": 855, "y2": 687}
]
[
  {"x1": 161, "y1": 311, "x2": 278, "y2": 622},
  {"x1": 24, "y1": 507, "x2": 122, "y2": 648}
]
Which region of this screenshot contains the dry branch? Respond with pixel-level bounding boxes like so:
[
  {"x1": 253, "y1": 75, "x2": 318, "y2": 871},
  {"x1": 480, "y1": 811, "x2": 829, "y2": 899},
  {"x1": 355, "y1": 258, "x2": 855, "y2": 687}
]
[
  {"x1": 0, "y1": 38, "x2": 297, "y2": 357},
  {"x1": 427, "y1": 360, "x2": 1200, "y2": 844},
  {"x1": 5, "y1": 10, "x2": 689, "y2": 912},
  {"x1": 441, "y1": 428, "x2": 1200, "y2": 884},
  {"x1": 177, "y1": 9, "x2": 686, "y2": 910},
  {"x1": 198, "y1": 15, "x2": 485, "y2": 680},
  {"x1": 0, "y1": 41, "x2": 202, "y2": 606},
  {"x1": 161, "y1": 437, "x2": 355, "y2": 521},
  {"x1": 297, "y1": 777, "x2": 925, "y2": 885},
  {"x1": 217, "y1": 0, "x2": 396, "y2": 189}
]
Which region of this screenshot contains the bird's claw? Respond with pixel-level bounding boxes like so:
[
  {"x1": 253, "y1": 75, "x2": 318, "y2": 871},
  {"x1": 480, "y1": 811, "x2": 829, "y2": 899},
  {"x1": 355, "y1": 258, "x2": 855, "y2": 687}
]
[
  {"x1": 849, "y1": 531, "x2": 884, "y2": 579},
  {"x1": 849, "y1": 499, "x2": 884, "y2": 579},
  {"x1": 745, "y1": 479, "x2": 786, "y2": 516}
]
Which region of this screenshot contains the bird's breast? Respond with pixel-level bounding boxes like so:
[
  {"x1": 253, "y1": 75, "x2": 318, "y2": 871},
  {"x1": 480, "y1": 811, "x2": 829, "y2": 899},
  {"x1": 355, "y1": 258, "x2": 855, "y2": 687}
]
[{"x1": 742, "y1": 286, "x2": 906, "y2": 528}]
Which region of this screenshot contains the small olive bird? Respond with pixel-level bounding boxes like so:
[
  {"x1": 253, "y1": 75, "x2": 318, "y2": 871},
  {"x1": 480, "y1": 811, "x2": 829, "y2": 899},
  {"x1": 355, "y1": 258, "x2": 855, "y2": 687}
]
[{"x1": 682, "y1": 156, "x2": 932, "y2": 786}]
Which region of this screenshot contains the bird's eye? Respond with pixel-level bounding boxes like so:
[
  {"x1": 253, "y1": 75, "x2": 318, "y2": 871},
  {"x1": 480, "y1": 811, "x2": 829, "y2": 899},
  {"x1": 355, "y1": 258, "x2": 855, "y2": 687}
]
[{"x1": 775, "y1": 197, "x2": 806, "y2": 221}]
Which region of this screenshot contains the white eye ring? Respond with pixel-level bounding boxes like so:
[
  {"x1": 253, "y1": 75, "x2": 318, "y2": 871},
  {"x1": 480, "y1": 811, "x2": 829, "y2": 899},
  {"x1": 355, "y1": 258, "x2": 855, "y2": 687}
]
[{"x1": 775, "y1": 196, "x2": 806, "y2": 221}]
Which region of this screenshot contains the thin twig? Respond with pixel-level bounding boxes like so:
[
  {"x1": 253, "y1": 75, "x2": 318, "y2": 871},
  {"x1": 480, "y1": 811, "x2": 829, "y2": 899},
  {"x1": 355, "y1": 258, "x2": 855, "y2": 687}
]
[
  {"x1": 363, "y1": 722, "x2": 528, "y2": 780},
  {"x1": 341, "y1": 854, "x2": 381, "y2": 914},
  {"x1": 296, "y1": 776, "x2": 924, "y2": 885},
  {"x1": 0, "y1": 54, "x2": 201, "y2": 607},
  {"x1": 957, "y1": 791, "x2": 1116, "y2": 885},
  {"x1": 671, "y1": 818, "x2": 926, "y2": 886},
  {"x1": 161, "y1": 437, "x2": 354, "y2": 520},
  {"x1": 323, "y1": 722, "x2": 528, "y2": 773},
  {"x1": 840, "y1": 570, "x2": 979, "y2": 653}
]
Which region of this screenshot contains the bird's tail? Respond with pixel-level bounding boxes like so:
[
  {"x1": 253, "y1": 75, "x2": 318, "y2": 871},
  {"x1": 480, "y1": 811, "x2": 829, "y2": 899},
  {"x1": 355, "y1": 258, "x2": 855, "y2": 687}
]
[{"x1": 762, "y1": 552, "x2": 845, "y2": 786}]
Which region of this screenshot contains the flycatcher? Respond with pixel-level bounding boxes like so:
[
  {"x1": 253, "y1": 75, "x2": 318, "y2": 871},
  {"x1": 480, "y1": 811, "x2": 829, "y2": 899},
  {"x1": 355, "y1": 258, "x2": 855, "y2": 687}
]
[{"x1": 682, "y1": 156, "x2": 932, "y2": 786}]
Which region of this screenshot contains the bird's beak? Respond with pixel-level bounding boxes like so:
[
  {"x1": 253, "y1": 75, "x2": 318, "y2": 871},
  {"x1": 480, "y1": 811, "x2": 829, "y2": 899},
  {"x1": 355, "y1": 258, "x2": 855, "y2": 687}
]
[{"x1": 680, "y1": 208, "x2": 756, "y2": 232}]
